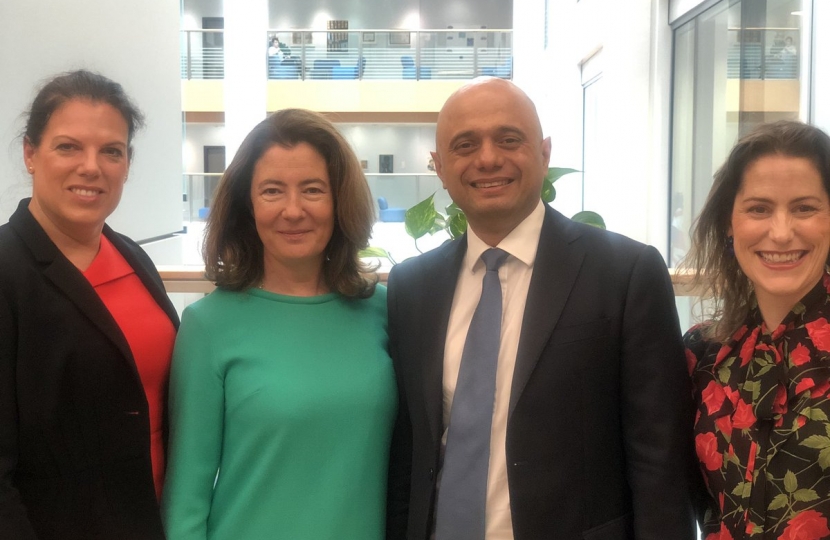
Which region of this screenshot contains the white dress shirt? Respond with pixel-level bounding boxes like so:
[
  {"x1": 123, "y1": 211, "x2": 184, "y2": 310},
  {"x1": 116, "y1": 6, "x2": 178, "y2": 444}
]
[{"x1": 441, "y1": 200, "x2": 545, "y2": 540}]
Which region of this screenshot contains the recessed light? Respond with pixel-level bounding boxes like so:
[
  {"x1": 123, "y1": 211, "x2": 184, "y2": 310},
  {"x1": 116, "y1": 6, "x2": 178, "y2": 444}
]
[{"x1": 792, "y1": 10, "x2": 803, "y2": 16}]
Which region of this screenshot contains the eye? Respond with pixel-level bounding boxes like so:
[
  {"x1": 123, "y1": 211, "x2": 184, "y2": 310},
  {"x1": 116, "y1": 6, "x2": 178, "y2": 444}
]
[
  {"x1": 102, "y1": 147, "x2": 124, "y2": 158},
  {"x1": 746, "y1": 205, "x2": 770, "y2": 215},
  {"x1": 304, "y1": 186, "x2": 326, "y2": 194},
  {"x1": 453, "y1": 141, "x2": 477, "y2": 153},
  {"x1": 500, "y1": 136, "x2": 522, "y2": 146},
  {"x1": 793, "y1": 204, "x2": 818, "y2": 214},
  {"x1": 55, "y1": 143, "x2": 77, "y2": 152},
  {"x1": 262, "y1": 187, "x2": 281, "y2": 196}
]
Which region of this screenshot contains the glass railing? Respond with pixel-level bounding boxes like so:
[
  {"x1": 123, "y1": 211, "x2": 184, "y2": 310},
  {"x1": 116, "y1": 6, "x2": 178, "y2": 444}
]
[
  {"x1": 726, "y1": 28, "x2": 800, "y2": 79},
  {"x1": 181, "y1": 29, "x2": 225, "y2": 79},
  {"x1": 181, "y1": 29, "x2": 512, "y2": 81}
]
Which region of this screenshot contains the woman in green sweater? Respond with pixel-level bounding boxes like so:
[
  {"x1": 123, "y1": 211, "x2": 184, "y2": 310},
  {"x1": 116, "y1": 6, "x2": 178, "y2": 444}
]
[{"x1": 162, "y1": 109, "x2": 397, "y2": 540}]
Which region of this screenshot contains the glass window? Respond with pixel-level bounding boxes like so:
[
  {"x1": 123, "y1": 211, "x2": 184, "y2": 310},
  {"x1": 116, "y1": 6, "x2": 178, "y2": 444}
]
[{"x1": 670, "y1": 0, "x2": 809, "y2": 267}]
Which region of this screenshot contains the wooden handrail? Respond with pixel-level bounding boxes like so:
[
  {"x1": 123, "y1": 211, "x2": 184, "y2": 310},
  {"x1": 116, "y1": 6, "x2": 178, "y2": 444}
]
[{"x1": 158, "y1": 266, "x2": 703, "y2": 297}]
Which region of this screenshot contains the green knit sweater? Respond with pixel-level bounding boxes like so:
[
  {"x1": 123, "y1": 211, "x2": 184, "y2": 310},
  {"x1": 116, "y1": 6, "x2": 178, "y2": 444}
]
[{"x1": 162, "y1": 286, "x2": 396, "y2": 540}]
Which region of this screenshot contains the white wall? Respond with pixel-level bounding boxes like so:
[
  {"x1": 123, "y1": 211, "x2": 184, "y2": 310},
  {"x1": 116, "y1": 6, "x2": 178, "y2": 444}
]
[
  {"x1": 0, "y1": 0, "x2": 183, "y2": 244},
  {"x1": 813, "y1": 1, "x2": 830, "y2": 135},
  {"x1": 542, "y1": 0, "x2": 673, "y2": 256}
]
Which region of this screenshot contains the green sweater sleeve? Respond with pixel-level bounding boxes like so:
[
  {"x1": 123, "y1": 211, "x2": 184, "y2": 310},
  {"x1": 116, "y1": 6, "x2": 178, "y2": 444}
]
[{"x1": 162, "y1": 304, "x2": 225, "y2": 540}]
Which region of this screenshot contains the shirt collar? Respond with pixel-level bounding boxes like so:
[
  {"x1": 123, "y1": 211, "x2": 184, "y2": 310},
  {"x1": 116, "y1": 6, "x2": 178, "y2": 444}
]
[{"x1": 463, "y1": 200, "x2": 545, "y2": 274}]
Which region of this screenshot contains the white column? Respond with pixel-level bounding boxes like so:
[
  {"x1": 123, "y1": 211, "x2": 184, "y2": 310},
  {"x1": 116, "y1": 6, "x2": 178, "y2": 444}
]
[{"x1": 223, "y1": 0, "x2": 269, "y2": 163}]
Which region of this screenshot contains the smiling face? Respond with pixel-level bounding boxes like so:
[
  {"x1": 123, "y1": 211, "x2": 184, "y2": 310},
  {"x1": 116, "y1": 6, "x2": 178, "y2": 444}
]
[
  {"x1": 730, "y1": 154, "x2": 830, "y2": 316},
  {"x1": 251, "y1": 142, "x2": 335, "y2": 281},
  {"x1": 432, "y1": 79, "x2": 551, "y2": 246},
  {"x1": 23, "y1": 99, "x2": 130, "y2": 243}
]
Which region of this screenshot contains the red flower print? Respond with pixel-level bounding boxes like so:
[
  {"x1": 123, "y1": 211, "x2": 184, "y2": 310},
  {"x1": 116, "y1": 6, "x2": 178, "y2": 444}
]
[
  {"x1": 772, "y1": 384, "x2": 787, "y2": 415},
  {"x1": 806, "y1": 318, "x2": 830, "y2": 353},
  {"x1": 732, "y1": 400, "x2": 756, "y2": 429},
  {"x1": 696, "y1": 432, "x2": 723, "y2": 471},
  {"x1": 812, "y1": 380, "x2": 830, "y2": 399},
  {"x1": 791, "y1": 343, "x2": 812, "y2": 366},
  {"x1": 686, "y1": 348, "x2": 697, "y2": 376},
  {"x1": 724, "y1": 387, "x2": 740, "y2": 407},
  {"x1": 732, "y1": 324, "x2": 749, "y2": 341},
  {"x1": 704, "y1": 522, "x2": 734, "y2": 540},
  {"x1": 780, "y1": 510, "x2": 830, "y2": 540},
  {"x1": 702, "y1": 381, "x2": 727, "y2": 416},
  {"x1": 715, "y1": 415, "x2": 732, "y2": 436},
  {"x1": 739, "y1": 328, "x2": 761, "y2": 366},
  {"x1": 796, "y1": 378, "x2": 816, "y2": 396},
  {"x1": 715, "y1": 344, "x2": 732, "y2": 366}
]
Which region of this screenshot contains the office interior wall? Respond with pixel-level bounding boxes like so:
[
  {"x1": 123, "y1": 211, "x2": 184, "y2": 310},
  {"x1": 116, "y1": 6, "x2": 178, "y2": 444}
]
[
  {"x1": 0, "y1": 0, "x2": 183, "y2": 242},
  {"x1": 543, "y1": 0, "x2": 673, "y2": 253}
]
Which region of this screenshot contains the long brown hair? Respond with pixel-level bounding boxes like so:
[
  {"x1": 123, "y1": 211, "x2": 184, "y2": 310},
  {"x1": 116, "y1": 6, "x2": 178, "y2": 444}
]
[
  {"x1": 203, "y1": 109, "x2": 377, "y2": 297},
  {"x1": 683, "y1": 120, "x2": 830, "y2": 341}
]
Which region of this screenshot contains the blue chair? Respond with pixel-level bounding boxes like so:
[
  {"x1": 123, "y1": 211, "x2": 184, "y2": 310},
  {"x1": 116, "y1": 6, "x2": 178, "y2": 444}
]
[
  {"x1": 332, "y1": 65, "x2": 358, "y2": 79},
  {"x1": 378, "y1": 197, "x2": 405, "y2": 222},
  {"x1": 400, "y1": 55, "x2": 432, "y2": 80},
  {"x1": 311, "y1": 59, "x2": 340, "y2": 79},
  {"x1": 481, "y1": 57, "x2": 512, "y2": 78}
]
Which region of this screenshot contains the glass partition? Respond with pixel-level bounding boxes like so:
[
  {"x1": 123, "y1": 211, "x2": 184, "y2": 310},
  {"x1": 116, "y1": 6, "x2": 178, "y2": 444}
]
[{"x1": 669, "y1": 0, "x2": 809, "y2": 267}]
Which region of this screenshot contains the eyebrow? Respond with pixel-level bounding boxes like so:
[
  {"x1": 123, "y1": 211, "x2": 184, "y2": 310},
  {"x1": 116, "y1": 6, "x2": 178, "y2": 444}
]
[
  {"x1": 446, "y1": 126, "x2": 527, "y2": 148},
  {"x1": 51, "y1": 135, "x2": 127, "y2": 148},
  {"x1": 739, "y1": 195, "x2": 825, "y2": 204},
  {"x1": 256, "y1": 178, "x2": 328, "y2": 186}
]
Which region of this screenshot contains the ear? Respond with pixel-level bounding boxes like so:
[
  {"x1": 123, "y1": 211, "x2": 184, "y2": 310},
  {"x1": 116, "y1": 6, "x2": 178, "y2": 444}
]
[
  {"x1": 541, "y1": 136, "x2": 552, "y2": 169},
  {"x1": 431, "y1": 151, "x2": 446, "y2": 189},
  {"x1": 23, "y1": 137, "x2": 36, "y2": 172}
]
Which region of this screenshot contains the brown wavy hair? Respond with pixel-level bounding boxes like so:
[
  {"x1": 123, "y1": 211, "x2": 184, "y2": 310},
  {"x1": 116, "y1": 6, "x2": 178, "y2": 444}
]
[
  {"x1": 682, "y1": 120, "x2": 830, "y2": 341},
  {"x1": 203, "y1": 108, "x2": 377, "y2": 297}
]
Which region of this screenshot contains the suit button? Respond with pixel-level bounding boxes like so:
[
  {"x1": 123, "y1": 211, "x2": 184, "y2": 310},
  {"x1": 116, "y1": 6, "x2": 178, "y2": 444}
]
[{"x1": 429, "y1": 468, "x2": 435, "y2": 480}]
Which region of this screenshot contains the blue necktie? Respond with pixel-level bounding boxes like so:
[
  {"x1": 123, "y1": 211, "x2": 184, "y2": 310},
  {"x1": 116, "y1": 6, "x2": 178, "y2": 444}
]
[{"x1": 435, "y1": 248, "x2": 510, "y2": 540}]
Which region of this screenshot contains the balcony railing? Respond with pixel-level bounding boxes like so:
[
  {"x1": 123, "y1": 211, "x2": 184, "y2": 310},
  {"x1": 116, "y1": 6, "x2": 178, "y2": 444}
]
[{"x1": 181, "y1": 28, "x2": 513, "y2": 81}]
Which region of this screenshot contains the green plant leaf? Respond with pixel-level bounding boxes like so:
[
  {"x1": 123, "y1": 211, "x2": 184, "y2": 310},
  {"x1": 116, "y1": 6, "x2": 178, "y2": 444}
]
[
  {"x1": 405, "y1": 194, "x2": 441, "y2": 240},
  {"x1": 801, "y1": 435, "x2": 830, "y2": 449},
  {"x1": 819, "y1": 447, "x2": 830, "y2": 470},
  {"x1": 571, "y1": 211, "x2": 606, "y2": 229},
  {"x1": 546, "y1": 167, "x2": 580, "y2": 184},
  {"x1": 784, "y1": 470, "x2": 798, "y2": 493},
  {"x1": 768, "y1": 494, "x2": 789, "y2": 510},
  {"x1": 447, "y1": 211, "x2": 468, "y2": 240},
  {"x1": 541, "y1": 179, "x2": 556, "y2": 203},
  {"x1": 445, "y1": 202, "x2": 463, "y2": 217},
  {"x1": 794, "y1": 488, "x2": 819, "y2": 502},
  {"x1": 359, "y1": 246, "x2": 391, "y2": 259}
]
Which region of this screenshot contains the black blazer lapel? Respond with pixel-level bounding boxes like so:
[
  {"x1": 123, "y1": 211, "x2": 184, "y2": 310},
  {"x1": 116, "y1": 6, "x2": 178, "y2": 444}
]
[
  {"x1": 10, "y1": 202, "x2": 140, "y2": 381},
  {"x1": 419, "y1": 238, "x2": 467, "y2": 444},
  {"x1": 509, "y1": 207, "x2": 585, "y2": 416}
]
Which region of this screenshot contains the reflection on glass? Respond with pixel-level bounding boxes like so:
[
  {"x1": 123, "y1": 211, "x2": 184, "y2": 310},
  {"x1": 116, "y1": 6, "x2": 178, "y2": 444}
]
[{"x1": 670, "y1": 0, "x2": 807, "y2": 267}]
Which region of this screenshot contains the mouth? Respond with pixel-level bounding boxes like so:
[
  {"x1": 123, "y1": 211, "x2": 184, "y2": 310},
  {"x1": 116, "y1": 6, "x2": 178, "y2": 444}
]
[
  {"x1": 69, "y1": 187, "x2": 104, "y2": 197},
  {"x1": 757, "y1": 250, "x2": 807, "y2": 264},
  {"x1": 471, "y1": 178, "x2": 512, "y2": 189}
]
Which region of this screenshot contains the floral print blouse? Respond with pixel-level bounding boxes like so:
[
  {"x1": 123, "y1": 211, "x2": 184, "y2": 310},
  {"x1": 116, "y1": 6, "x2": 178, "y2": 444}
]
[{"x1": 685, "y1": 274, "x2": 830, "y2": 540}]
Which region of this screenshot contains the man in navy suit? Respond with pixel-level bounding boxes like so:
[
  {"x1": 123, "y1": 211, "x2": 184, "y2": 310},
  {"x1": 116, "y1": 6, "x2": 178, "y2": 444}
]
[{"x1": 385, "y1": 78, "x2": 697, "y2": 540}]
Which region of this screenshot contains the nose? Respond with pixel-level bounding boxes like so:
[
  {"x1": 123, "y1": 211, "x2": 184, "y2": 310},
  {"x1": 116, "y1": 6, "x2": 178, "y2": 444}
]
[
  {"x1": 281, "y1": 191, "x2": 305, "y2": 220},
  {"x1": 475, "y1": 139, "x2": 504, "y2": 170},
  {"x1": 77, "y1": 148, "x2": 101, "y2": 177},
  {"x1": 769, "y1": 210, "x2": 794, "y2": 244}
]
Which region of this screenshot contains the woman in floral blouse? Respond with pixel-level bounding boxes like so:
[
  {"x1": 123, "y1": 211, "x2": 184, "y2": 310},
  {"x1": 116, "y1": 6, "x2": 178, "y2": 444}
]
[{"x1": 684, "y1": 120, "x2": 830, "y2": 539}]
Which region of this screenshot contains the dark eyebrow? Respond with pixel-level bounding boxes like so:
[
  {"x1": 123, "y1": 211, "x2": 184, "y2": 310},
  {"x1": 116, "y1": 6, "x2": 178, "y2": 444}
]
[
  {"x1": 447, "y1": 126, "x2": 528, "y2": 149},
  {"x1": 51, "y1": 135, "x2": 127, "y2": 149}
]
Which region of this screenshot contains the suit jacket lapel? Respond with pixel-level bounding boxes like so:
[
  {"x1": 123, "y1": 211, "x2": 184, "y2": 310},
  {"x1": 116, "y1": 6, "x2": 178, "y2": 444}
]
[
  {"x1": 509, "y1": 206, "x2": 585, "y2": 416},
  {"x1": 421, "y1": 237, "x2": 466, "y2": 445},
  {"x1": 10, "y1": 201, "x2": 140, "y2": 380}
]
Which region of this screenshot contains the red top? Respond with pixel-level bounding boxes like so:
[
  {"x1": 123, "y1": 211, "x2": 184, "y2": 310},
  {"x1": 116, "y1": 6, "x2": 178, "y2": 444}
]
[{"x1": 83, "y1": 235, "x2": 175, "y2": 500}]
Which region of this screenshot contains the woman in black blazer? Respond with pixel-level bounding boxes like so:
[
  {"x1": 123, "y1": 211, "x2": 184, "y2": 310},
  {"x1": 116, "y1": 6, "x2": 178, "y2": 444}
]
[{"x1": 0, "y1": 70, "x2": 179, "y2": 540}]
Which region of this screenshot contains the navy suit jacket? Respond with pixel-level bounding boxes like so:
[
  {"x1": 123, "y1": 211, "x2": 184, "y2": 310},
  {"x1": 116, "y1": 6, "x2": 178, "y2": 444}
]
[
  {"x1": 386, "y1": 205, "x2": 697, "y2": 540},
  {"x1": 0, "y1": 199, "x2": 179, "y2": 540}
]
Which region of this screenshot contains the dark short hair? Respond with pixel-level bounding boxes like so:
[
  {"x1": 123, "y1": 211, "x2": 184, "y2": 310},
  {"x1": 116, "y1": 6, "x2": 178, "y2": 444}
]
[
  {"x1": 23, "y1": 69, "x2": 145, "y2": 157},
  {"x1": 203, "y1": 108, "x2": 377, "y2": 297},
  {"x1": 683, "y1": 120, "x2": 830, "y2": 340}
]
